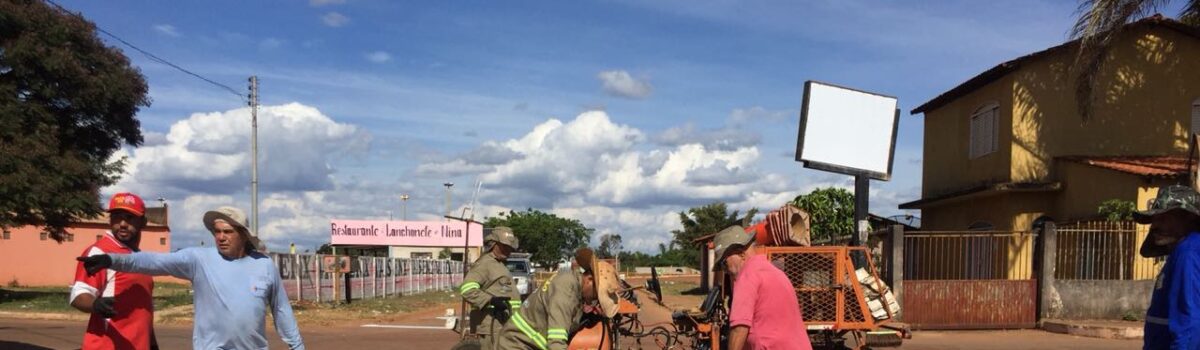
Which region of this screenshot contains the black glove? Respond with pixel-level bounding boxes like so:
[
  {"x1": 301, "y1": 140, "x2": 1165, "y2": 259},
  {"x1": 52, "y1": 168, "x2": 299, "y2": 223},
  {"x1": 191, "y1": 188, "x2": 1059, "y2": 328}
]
[
  {"x1": 488, "y1": 296, "x2": 511, "y2": 322},
  {"x1": 489, "y1": 296, "x2": 511, "y2": 313},
  {"x1": 77, "y1": 255, "x2": 113, "y2": 276},
  {"x1": 93, "y1": 297, "x2": 118, "y2": 318}
]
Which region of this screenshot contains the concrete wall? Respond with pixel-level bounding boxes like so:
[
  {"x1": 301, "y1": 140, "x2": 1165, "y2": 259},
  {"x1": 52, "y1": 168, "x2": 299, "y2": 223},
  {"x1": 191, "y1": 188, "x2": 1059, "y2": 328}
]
[
  {"x1": 634, "y1": 266, "x2": 700, "y2": 275},
  {"x1": 0, "y1": 224, "x2": 172, "y2": 286},
  {"x1": 389, "y1": 246, "x2": 480, "y2": 261},
  {"x1": 1049, "y1": 280, "x2": 1154, "y2": 320}
]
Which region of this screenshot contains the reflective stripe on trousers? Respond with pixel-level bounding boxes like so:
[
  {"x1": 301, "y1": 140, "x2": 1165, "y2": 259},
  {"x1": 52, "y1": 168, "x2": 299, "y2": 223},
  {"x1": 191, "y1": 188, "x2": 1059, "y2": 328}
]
[{"x1": 509, "y1": 310, "x2": 547, "y2": 350}]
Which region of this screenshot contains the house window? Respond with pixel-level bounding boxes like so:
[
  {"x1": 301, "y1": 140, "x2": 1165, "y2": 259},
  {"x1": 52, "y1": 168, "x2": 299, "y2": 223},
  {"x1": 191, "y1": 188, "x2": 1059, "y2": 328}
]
[
  {"x1": 96, "y1": 235, "x2": 103, "y2": 241},
  {"x1": 66, "y1": 234, "x2": 74, "y2": 242},
  {"x1": 160, "y1": 237, "x2": 167, "y2": 245},
  {"x1": 1191, "y1": 98, "x2": 1200, "y2": 135},
  {"x1": 969, "y1": 103, "x2": 999, "y2": 159},
  {"x1": 39, "y1": 232, "x2": 47, "y2": 241},
  {"x1": 1, "y1": 231, "x2": 9, "y2": 240}
]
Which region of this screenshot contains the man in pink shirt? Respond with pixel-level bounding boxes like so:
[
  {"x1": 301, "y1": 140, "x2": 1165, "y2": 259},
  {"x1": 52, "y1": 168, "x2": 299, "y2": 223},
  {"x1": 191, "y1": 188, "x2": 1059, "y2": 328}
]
[{"x1": 713, "y1": 225, "x2": 812, "y2": 350}]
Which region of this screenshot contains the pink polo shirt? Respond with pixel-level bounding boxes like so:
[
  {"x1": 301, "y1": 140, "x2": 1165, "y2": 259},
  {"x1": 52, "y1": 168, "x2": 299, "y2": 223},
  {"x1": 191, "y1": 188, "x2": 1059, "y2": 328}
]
[{"x1": 729, "y1": 254, "x2": 812, "y2": 350}]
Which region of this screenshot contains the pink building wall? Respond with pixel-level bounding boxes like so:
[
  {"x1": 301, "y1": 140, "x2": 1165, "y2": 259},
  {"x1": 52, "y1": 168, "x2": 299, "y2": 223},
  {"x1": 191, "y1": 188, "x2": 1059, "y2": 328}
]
[{"x1": 0, "y1": 223, "x2": 174, "y2": 287}]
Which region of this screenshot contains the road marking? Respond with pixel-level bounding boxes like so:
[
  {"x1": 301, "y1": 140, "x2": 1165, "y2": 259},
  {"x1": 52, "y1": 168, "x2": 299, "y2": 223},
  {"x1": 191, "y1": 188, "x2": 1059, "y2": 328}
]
[{"x1": 361, "y1": 324, "x2": 451, "y2": 330}]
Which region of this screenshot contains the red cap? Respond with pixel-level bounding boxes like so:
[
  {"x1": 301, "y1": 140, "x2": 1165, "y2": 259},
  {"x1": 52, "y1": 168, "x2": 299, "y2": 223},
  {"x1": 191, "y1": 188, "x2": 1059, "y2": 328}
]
[{"x1": 107, "y1": 192, "x2": 145, "y2": 217}]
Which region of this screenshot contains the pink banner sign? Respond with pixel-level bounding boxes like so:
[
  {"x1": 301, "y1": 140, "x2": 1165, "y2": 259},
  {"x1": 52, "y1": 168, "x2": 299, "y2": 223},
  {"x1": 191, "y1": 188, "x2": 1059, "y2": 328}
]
[{"x1": 330, "y1": 220, "x2": 484, "y2": 247}]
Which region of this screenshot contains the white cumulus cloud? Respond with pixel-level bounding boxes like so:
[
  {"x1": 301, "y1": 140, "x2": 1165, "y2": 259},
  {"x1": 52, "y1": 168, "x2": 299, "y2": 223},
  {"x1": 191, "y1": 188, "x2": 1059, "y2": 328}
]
[
  {"x1": 321, "y1": 12, "x2": 350, "y2": 27},
  {"x1": 365, "y1": 51, "x2": 391, "y2": 63},
  {"x1": 106, "y1": 103, "x2": 375, "y2": 251},
  {"x1": 114, "y1": 103, "x2": 367, "y2": 196},
  {"x1": 416, "y1": 110, "x2": 801, "y2": 251},
  {"x1": 309, "y1": 0, "x2": 345, "y2": 6},
  {"x1": 597, "y1": 70, "x2": 652, "y2": 99}
]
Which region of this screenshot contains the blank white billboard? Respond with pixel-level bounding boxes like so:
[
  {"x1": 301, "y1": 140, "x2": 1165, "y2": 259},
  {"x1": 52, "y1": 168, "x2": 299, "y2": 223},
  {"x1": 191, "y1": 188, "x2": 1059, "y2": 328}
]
[{"x1": 795, "y1": 81, "x2": 899, "y2": 180}]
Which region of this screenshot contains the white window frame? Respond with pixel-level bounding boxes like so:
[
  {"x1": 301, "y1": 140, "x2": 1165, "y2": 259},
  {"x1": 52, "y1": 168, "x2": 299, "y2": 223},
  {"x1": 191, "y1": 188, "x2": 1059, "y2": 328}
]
[{"x1": 969, "y1": 103, "x2": 999, "y2": 159}]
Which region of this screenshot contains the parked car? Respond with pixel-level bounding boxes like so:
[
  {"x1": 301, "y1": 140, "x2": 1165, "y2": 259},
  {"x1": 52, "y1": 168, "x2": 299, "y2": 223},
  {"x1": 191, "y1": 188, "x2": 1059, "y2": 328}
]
[{"x1": 505, "y1": 252, "x2": 535, "y2": 299}]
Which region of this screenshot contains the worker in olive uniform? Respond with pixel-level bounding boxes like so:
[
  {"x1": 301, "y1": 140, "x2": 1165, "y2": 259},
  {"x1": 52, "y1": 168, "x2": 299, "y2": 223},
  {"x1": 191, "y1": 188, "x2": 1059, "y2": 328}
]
[
  {"x1": 460, "y1": 227, "x2": 523, "y2": 350},
  {"x1": 496, "y1": 248, "x2": 621, "y2": 350}
]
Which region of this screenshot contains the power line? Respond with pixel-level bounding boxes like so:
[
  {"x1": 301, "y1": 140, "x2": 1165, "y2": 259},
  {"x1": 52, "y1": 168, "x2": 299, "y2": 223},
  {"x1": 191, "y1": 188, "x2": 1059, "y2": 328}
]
[{"x1": 43, "y1": 0, "x2": 247, "y2": 102}]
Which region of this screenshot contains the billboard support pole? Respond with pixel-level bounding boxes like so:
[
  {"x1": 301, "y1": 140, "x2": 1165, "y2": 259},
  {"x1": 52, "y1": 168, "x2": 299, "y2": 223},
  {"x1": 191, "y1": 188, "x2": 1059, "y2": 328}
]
[{"x1": 853, "y1": 175, "x2": 869, "y2": 247}]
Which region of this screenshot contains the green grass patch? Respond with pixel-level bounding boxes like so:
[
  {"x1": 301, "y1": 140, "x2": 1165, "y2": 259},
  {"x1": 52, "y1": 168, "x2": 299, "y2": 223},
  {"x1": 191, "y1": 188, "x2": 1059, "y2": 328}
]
[{"x1": 0, "y1": 282, "x2": 193, "y2": 314}]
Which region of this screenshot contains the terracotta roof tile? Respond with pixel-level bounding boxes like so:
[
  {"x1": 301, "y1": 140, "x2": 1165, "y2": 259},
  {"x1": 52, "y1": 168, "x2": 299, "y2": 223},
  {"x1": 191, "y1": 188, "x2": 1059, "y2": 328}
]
[{"x1": 1060, "y1": 156, "x2": 1189, "y2": 177}]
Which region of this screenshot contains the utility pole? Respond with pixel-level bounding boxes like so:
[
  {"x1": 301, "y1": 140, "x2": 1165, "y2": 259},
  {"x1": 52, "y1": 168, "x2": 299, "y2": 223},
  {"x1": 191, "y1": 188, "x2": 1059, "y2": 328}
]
[
  {"x1": 443, "y1": 183, "x2": 454, "y2": 221},
  {"x1": 400, "y1": 194, "x2": 410, "y2": 220},
  {"x1": 248, "y1": 76, "x2": 260, "y2": 239}
]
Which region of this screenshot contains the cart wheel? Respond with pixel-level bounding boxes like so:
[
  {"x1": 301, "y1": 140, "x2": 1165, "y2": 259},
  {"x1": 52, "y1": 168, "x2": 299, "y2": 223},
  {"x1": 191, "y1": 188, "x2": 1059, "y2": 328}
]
[
  {"x1": 815, "y1": 331, "x2": 848, "y2": 350},
  {"x1": 450, "y1": 338, "x2": 481, "y2": 350}
]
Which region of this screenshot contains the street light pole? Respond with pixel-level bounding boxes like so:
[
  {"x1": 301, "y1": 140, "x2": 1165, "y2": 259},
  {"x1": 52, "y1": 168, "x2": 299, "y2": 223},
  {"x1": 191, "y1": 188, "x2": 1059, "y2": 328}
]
[
  {"x1": 443, "y1": 183, "x2": 454, "y2": 221},
  {"x1": 400, "y1": 194, "x2": 410, "y2": 220},
  {"x1": 248, "y1": 76, "x2": 260, "y2": 240}
]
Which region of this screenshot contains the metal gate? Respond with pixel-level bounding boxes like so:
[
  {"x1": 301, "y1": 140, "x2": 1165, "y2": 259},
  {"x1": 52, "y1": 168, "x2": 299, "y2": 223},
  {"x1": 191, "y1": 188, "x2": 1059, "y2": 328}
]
[{"x1": 902, "y1": 232, "x2": 1038, "y2": 329}]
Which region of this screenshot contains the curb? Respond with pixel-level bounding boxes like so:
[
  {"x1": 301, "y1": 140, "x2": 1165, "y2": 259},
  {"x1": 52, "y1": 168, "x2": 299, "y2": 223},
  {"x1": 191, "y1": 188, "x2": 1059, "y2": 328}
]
[
  {"x1": 1041, "y1": 320, "x2": 1142, "y2": 340},
  {"x1": 0, "y1": 311, "x2": 88, "y2": 322}
]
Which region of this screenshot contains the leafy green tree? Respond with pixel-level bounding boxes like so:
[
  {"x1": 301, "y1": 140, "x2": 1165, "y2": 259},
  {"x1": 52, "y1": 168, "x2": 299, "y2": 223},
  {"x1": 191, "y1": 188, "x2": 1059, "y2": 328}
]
[
  {"x1": 1071, "y1": 1, "x2": 1199, "y2": 121},
  {"x1": 484, "y1": 209, "x2": 592, "y2": 269},
  {"x1": 596, "y1": 233, "x2": 622, "y2": 259},
  {"x1": 0, "y1": 0, "x2": 150, "y2": 241},
  {"x1": 1098, "y1": 199, "x2": 1136, "y2": 221},
  {"x1": 790, "y1": 187, "x2": 856, "y2": 242},
  {"x1": 670, "y1": 202, "x2": 758, "y2": 269}
]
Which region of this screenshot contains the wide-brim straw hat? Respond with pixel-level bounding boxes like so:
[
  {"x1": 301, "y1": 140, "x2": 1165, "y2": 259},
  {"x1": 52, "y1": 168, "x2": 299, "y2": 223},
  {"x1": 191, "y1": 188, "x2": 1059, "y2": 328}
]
[
  {"x1": 575, "y1": 248, "x2": 621, "y2": 318},
  {"x1": 203, "y1": 206, "x2": 263, "y2": 251}
]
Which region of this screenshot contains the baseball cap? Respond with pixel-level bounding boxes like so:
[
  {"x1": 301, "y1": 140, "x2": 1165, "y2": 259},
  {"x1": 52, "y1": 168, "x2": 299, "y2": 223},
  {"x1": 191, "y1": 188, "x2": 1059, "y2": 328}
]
[
  {"x1": 712, "y1": 225, "x2": 754, "y2": 270},
  {"x1": 107, "y1": 192, "x2": 146, "y2": 217}
]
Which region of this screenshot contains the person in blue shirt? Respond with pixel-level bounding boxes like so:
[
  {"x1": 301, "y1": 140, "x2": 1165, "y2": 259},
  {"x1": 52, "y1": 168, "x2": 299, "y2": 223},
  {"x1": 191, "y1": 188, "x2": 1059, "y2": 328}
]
[
  {"x1": 1135, "y1": 185, "x2": 1200, "y2": 350},
  {"x1": 79, "y1": 206, "x2": 305, "y2": 350}
]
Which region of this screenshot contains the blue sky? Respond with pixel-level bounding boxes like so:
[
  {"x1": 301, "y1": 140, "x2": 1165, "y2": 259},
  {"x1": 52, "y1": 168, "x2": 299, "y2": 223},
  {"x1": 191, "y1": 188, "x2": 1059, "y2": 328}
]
[{"x1": 57, "y1": 0, "x2": 1122, "y2": 253}]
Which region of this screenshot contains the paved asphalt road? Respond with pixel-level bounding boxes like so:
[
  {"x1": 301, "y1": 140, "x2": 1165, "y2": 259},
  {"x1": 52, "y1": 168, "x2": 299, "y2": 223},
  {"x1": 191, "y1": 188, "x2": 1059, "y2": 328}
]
[{"x1": 0, "y1": 317, "x2": 1142, "y2": 350}]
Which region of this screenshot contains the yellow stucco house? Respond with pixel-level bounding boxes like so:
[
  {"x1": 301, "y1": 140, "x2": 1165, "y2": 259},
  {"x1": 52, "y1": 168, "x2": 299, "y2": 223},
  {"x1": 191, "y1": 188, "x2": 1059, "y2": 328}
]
[{"x1": 901, "y1": 16, "x2": 1200, "y2": 232}]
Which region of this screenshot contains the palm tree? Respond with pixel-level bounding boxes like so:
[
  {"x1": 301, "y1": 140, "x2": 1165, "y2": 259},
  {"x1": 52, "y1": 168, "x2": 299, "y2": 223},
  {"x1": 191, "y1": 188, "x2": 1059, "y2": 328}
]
[
  {"x1": 669, "y1": 202, "x2": 759, "y2": 268},
  {"x1": 1071, "y1": 0, "x2": 1200, "y2": 121}
]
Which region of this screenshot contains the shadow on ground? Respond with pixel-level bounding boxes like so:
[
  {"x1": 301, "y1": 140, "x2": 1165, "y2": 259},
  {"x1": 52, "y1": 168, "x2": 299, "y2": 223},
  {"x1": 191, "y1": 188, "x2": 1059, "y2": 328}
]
[{"x1": 0, "y1": 340, "x2": 58, "y2": 350}]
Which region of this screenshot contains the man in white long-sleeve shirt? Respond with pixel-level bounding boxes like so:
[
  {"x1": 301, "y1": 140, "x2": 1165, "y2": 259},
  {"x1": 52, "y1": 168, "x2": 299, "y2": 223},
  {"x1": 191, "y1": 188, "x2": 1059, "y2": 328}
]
[{"x1": 79, "y1": 206, "x2": 305, "y2": 350}]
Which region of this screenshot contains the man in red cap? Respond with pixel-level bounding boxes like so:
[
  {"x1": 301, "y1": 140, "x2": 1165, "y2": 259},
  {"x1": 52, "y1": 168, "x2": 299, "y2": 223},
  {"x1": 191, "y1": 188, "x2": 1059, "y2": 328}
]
[{"x1": 69, "y1": 192, "x2": 158, "y2": 350}]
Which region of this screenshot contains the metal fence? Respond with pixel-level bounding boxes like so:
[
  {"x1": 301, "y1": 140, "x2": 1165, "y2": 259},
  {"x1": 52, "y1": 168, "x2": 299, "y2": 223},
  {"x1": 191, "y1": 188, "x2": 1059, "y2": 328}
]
[
  {"x1": 903, "y1": 231, "x2": 1037, "y2": 280},
  {"x1": 1056, "y1": 221, "x2": 1162, "y2": 280},
  {"x1": 901, "y1": 231, "x2": 1039, "y2": 329},
  {"x1": 269, "y1": 253, "x2": 464, "y2": 302}
]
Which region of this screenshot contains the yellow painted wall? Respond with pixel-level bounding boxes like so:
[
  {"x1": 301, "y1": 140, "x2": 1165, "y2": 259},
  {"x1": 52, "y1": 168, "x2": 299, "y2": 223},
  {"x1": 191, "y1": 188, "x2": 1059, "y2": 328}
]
[
  {"x1": 921, "y1": 75, "x2": 1015, "y2": 199},
  {"x1": 1011, "y1": 26, "x2": 1200, "y2": 184},
  {"x1": 920, "y1": 195, "x2": 1016, "y2": 231},
  {"x1": 1054, "y1": 162, "x2": 1145, "y2": 220},
  {"x1": 918, "y1": 25, "x2": 1200, "y2": 231}
]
